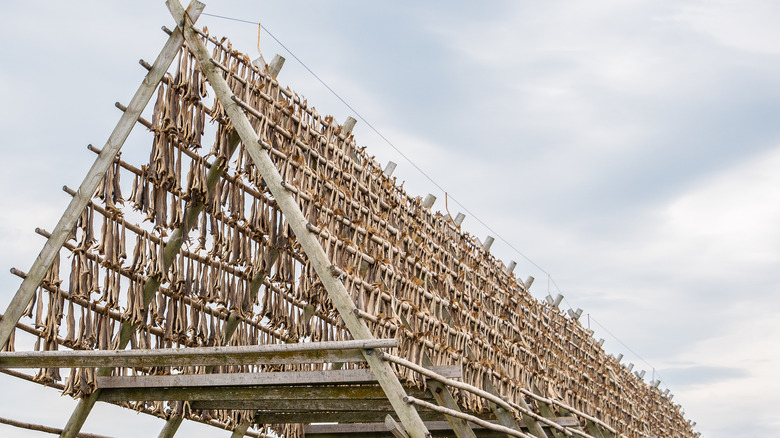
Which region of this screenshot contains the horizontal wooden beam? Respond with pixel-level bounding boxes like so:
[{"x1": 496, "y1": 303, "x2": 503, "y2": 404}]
[
  {"x1": 97, "y1": 365, "x2": 461, "y2": 389},
  {"x1": 252, "y1": 411, "x2": 450, "y2": 425},
  {"x1": 191, "y1": 397, "x2": 396, "y2": 411},
  {"x1": 0, "y1": 339, "x2": 396, "y2": 369},
  {"x1": 97, "y1": 384, "x2": 434, "y2": 402},
  {"x1": 304, "y1": 417, "x2": 581, "y2": 435}
]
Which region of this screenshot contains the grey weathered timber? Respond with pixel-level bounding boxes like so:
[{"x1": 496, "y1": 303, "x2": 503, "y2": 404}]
[
  {"x1": 191, "y1": 397, "x2": 396, "y2": 411},
  {"x1": 252, "y1": 411, "x2": 430, "y2": 425},
  {"x1": 0, "y1": 339, "x2": 394, "y2": 368},
  {"x1": 396, "y1": 307, "x2": 474, "y2": 438},
  {"x1": 531, "y1": 384, "x2": 566, "y2": 438},
  {"x1": 157, "y1": 415, "x2": 183, "y2": 438},
  {"x1": 485, "y1": 378, "x2": 544, "y2": 438},
  {"x1": 305, "y1": 420, "x2": 580, "y2": 435},
  {"x1": 229, "y1": 422, "x2": 250, "y2": 438},
  {"x1": 55, "y1": 4, "x2": 206, "y2": 438},
  {"x1": 425, "y1": 373, "x2": 476, "y2": 438},
  {"x1": 585, "y1": 421, "x2": 608, "y2": 438},
  {"x1": 165, "y1": 2, "x2": 430, "y2": 436},
  {"x1": 97, "y1": 384, "x2": 434, "y2": 403},
  {"x1": 98, "y1": 365, "x2": 461, "y2": 389},
  {"x1": 482, "y1": 377, "x2": 524, "y2": 437},
  {"x1": 386, "y1": 415, "x2": 411, "y2": 438},
  {"x1": 403, "y1": 397, "x2": 532, "y2": 438},
  {"x1": 383, "y1": 353, "x2": 580, "y2": 438}
]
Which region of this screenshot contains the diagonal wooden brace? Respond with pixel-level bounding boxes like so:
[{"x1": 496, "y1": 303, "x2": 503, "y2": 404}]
[
  {"x1": 54, "y1": 4, "x2": 206, "y2": 438},
  {"x1": 164, "y1": 1, "x2": 431, "y2": 436}
]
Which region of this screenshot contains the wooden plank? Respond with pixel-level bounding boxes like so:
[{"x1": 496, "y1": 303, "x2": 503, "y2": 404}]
[
  {"x1": 531, "y1": 383, "x2": 565, "y2": 438},
  {"x1": 482, "y1": 377, "x2": 523, "y2": 437},
  {"x1": 98, "y1": 365, "x2": 461, "y2": 389},
  {"x1": 166, "y1": 3, "x2": 429, "y2": 435},
  {"x1": 229, "y1": 422, "x2": 250, "y2": 438},
  {"x1": 0, "y1": 339, "x2": 396, "y2": 368},
  {"x1": 252, "y1": 410, "x2": 446, "y2": 425},
  {"x1": 306, "y1": 421, "x2": 507, "y2": 434},
  {"x1": 157, "y1": 415, "x2": 183, "y2": 438},
  {"x1": 97, "y1": 384, "x2": 434, "y2": 402},
  {"x1": 191, "y1": 397, "x2": 395, "y2": 411},
  {"x1": 385, "y1": 415, "x2": 410, "y2": 438}
]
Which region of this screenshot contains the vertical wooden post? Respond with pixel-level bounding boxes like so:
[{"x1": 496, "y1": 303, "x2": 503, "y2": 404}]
[
  {"x1": 56, "y1": 4, "x2": 206, "y2": 437},
  {"x1": 165, "y1": 2, "x2": 430, "y2": 436}
]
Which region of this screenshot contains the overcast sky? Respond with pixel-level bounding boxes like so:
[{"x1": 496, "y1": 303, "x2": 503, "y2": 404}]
[{"x1": 1, "y1": 1, "x2": 779, "y2": 437}]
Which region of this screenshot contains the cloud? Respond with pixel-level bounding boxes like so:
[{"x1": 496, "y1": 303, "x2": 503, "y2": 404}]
[{"x1": 659, "y1": 365, "x2": 749, "y2": 387}]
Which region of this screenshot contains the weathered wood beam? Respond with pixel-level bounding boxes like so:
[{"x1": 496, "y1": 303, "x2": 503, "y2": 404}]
[
  {"x1": 252, "y1": 411, "x2": 445, "y2": 425},
  {"x1": 0, "y1": 415, "x2": 113, "y2": 438},
  {"x1": 402, "y1": 396, "x2": 532, "y2": 438},
  {"x1": 191, "y1": 397, "x2": 396, "y2": 411},
  {"x1": 0, "y1": 339, "x2": 394, "y2": 369},
  {"x1": 531, "y1": 384, "x2": 566, "y2": 438},
  {"x1": 157, "y1": 415, "x2": 183, "y2": 438},
  {"x1": 305, "y1": 420, "x2": 579, "y2": 436},
  {"x1": 97, "y1": 384, "x2": 434, "y2": 403},
  {"x1": 54, "y1": 6, "x2": 206, "y2": 438},
  {"x1": 482, "y1": 377, "x2": 524, "y2": 437},
  {"x1": 98, "y1": 365, "x2": 461, "y2": 389},
  {"x1": 166, "y1": 2, "x2": 430, "y2": 435},
  {"x1": 385, "y1": 415, "x2": 411, "y2": 438},
  {"x1": 229, "y1": 422, "x2": 250, "y2": 438}
]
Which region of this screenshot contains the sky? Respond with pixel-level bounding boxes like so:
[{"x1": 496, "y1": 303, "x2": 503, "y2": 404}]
[{"x1": 0, "y1": 1, "x2": 779, "y2": 437}]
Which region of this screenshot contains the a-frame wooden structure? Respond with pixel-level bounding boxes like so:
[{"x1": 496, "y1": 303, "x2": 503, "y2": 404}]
[{"x1": 0, "y1": 2, "x2": 697, "y2": 438}]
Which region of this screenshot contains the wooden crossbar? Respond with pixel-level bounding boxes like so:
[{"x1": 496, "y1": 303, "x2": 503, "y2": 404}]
[
  {"x1": 97, "y1": 365, "x2": 462, "y2": 389},
  {"x1": 97, "y1": 385, "x2": 435, "y2": 403},
  {"x1": 0, "y1": 339, "x2": 395, "y2": 368}
]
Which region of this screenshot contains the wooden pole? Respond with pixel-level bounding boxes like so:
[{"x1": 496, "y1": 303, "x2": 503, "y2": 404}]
[
  {"x1": 402, "y1": 397, "x2": 533, "y2": 438},
  {"x1": 164, "y1": 2, "x2": 431, "y2": 437},
  {"x1": 56, "y1": 4, "x2": 206, "y2": 438},
  {"x1": 482, "y1": 377, "x2": 526, "y2": 438},
  {"x1": 0, "y1": 416, "x2": 114, "y2": 438},
  {"x1": 157, "y1": 416, "x2": 183, "y2": 438}
]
